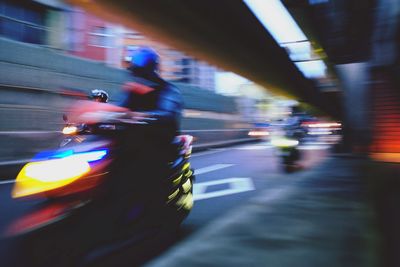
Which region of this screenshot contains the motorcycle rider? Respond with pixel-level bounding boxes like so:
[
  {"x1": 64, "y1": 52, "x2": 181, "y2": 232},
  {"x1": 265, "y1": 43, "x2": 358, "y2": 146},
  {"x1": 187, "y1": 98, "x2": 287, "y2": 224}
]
[
  {"x1": 114, "y1": 47, "x2": 184, "y2": 203},
  {"x1": 120, "y1": 47, "x2": 183, "y2": 146},
  {"x1": 284, "y1": 105, "x2": 307, "y2": 141}
]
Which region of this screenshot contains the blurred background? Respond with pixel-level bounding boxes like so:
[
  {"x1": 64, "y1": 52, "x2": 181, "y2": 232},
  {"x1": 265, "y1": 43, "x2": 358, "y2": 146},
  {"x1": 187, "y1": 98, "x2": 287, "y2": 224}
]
[
  {"x1": 0, "y1": 0, "x2": 297, "y2": 164},
  {"x1": 1, "y1": 0, "x2": 400, "y2": 266},
  {"x1": 0, "y1": 0, "x2": 346, "y2": 166}
]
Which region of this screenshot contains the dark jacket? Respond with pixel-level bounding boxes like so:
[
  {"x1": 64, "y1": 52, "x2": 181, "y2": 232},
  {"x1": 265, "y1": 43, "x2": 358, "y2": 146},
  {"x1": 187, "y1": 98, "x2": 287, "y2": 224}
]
[{"x1": 120, "y1": 71, "x2": 183, "y2": 143}]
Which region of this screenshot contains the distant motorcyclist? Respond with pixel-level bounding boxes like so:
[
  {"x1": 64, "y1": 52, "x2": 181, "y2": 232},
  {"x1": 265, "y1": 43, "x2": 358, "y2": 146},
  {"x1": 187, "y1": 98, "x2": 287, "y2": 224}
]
[{"x1": 284, "y1": 106, "x2": 307, "y2": 141}]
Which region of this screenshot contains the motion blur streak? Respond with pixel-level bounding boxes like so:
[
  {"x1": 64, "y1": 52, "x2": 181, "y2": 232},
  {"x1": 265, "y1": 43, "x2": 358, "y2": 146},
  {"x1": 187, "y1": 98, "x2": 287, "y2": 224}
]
[
  {"x1": 4, "y1": 202, "x2": 74, "y2": 237},
  {"x1": 248, "y1": 131, "x2": 269, "y2": 137}
]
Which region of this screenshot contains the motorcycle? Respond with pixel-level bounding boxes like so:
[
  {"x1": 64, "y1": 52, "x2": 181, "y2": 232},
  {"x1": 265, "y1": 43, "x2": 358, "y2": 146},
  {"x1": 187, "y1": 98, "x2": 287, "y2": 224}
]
[
  {"x1": 272, "y1": 137, "x2": 300, "y2": 172},
  {"x1": 272, "y1": 127, "x2": 304, "y2": 172},
  {"x1": 6, "y1": 100, "x2": 195, "y2": 267}
]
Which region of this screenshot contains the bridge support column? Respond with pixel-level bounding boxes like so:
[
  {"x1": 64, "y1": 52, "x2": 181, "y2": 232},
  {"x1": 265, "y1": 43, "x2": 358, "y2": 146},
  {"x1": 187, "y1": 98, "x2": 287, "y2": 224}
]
[{"x1": 336, "y1": 62, "x2": 371, "y2": 154}]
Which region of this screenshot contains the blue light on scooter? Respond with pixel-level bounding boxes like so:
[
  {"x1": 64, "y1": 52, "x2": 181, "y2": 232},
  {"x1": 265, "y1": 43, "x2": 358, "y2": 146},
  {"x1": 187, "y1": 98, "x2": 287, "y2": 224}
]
[
  {"x1": 32, "y1": 149, "x2": 107, "y2": 163},
  {"x1": 33, "y1": 150, "x2": 74, "y2": 161},
  {"x1": 54, "y1": 150, "x2": 74, "y2": 158},
  {"x1": 70, "y1": 150, "x2": 108, "y2": 163}
]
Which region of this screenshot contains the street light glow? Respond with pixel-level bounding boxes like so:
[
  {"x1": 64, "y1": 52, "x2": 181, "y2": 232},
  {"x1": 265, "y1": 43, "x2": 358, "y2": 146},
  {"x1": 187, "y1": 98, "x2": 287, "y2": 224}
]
[
  {"x1": 243, "y1": 0, "x2": 307, "y2": 43},
  {"x1": 243, "y1": 0, "x2": 327, "y2": 79}
]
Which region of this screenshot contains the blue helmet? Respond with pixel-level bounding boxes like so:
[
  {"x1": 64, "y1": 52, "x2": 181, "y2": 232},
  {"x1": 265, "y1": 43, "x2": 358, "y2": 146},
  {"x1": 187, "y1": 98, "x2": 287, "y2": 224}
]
[{"x1": 130, "y1": 47, "x2": 159, "y2": 74}]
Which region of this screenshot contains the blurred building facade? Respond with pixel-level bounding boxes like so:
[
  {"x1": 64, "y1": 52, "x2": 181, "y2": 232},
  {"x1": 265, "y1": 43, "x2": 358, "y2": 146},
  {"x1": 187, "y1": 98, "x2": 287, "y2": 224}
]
[
  {"x1": 0, "y1": 0, "x2": 249, "y2": 162},
  {"x1": 0, "y1": 0, "x2": 216, "y2": 91},
  {"x1": 0, "y1": 0, "x2": 64, "y2": 46},
  {"x1": 67, "y1": 7, "x2": 124, "y2": 67},
  {"x1": 122, "y1": 29, "x2": 216, "y2": 91}
]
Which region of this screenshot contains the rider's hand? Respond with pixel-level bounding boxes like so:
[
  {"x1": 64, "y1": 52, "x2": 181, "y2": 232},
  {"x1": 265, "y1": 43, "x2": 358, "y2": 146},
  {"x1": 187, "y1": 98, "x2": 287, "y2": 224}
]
[
  {"x1": 117, "y1": 112, "x2": 153, "y2": 124},
  {"x1": 129, "y1": 112, "x2": 150, "y2": 120}
]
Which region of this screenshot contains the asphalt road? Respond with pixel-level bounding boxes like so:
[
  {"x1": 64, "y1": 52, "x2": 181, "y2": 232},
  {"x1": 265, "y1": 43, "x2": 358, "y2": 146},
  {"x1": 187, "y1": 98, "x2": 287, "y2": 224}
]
[
  {"x1": 182, "y1": 141, "x2": 328, "y2": 233},
  {"x1": 0, "y1": 141, "x2": 329, "y2": 266}
]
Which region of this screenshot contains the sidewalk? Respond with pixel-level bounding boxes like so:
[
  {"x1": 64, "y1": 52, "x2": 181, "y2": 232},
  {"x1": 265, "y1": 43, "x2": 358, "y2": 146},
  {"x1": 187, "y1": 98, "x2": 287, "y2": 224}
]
[{"x1": 145, "y1": 156, "x2": 378, "y2": 267}]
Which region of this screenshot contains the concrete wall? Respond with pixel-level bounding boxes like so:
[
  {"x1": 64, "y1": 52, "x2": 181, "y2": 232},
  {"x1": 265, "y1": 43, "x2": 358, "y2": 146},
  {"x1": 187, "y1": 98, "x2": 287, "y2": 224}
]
[
  {"x1": 0, "y1": 37, "x2": 251, "y2": 166},
  {"x1": 0, "y1": 37, "x2": 238, "y2": 113}
]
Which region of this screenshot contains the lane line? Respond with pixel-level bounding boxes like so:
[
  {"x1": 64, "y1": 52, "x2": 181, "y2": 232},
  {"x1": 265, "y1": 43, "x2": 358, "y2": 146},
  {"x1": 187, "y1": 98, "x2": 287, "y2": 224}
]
[
  {"x1": 0, "y1": 159, "x2": 30, "y2": 166},
  {"x1": 195, "y1": 164, "x2": 234, "y2": 175},
  {"x1": 192, "y1": 148, "x2": 229, "y2": 158},
  {"x1": 298, "y1": 145, "x2": 330, "y2": 150},
  {"x1": 0, "y1": 131, "x2": 60, "y2": 135},
  {"x1": 182, "y1": 129, "x2": 249, "y2": 133},
  {"x1": 193, "y1": 177, "x2": 255, "y2": 201},
  {"x1": 235, "y1": 142, "x2": 273, "y2": 150},
  {"x1": 0, "y1": 180, "x2": 15, "y2": 185}
]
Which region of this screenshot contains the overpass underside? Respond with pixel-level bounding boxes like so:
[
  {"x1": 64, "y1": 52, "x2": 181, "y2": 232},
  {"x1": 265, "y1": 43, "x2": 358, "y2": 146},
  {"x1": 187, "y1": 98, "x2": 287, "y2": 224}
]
[
  {"x1": 69, "y1": 0, "x2": 341, "y2": 118},
  {"x1": 69, "y1": 0, "x2": 400, "y2": 157}
]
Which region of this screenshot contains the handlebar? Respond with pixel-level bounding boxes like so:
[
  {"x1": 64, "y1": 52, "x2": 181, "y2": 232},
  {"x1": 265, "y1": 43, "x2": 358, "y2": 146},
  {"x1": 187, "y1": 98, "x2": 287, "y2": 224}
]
[{"x1": 63, "y1": 111, "x2": 153, "y2": 135}]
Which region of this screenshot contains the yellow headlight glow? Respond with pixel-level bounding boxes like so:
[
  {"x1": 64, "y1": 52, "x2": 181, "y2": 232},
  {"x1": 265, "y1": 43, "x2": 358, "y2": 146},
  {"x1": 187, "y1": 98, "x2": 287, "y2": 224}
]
[
  {"x1": 12, "y1": 157, "x2": 90, "y2": 198},
  {"x1": 271, "y1": 138, "x2": 299, "y2": 148}
]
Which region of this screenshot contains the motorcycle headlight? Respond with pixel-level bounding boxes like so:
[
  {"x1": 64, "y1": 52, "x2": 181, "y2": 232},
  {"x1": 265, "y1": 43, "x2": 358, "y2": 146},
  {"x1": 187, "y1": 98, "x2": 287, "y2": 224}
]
[
  {"x1": 62, "y1": 126, "x2": 79, "y2": 135},
  {"x1": 12, "y1": 157, "x2": 90, "y2": 198},
  {"x1": 271, "y1": 138, "x2": 299, "y2": 148}
]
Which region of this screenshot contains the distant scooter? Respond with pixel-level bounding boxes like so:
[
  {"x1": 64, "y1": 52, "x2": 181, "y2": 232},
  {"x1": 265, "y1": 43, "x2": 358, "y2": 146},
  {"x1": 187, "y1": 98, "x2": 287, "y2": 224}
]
[
  {"x1": 272, "y1": 128, "x2": 304, "y2": 172},
  {"x1": 272, "y1": 137, "x2": 300, "y2": 172}
]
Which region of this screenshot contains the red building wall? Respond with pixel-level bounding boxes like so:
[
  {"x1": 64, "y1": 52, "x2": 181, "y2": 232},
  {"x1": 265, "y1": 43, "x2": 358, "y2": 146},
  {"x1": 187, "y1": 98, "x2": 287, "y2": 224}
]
[
  {"x1": 69, "y1": 9, "x2": 107, "y2": 62},
  {"x1": 370, "y1": 71, "x2": 400, "y2": 162}
]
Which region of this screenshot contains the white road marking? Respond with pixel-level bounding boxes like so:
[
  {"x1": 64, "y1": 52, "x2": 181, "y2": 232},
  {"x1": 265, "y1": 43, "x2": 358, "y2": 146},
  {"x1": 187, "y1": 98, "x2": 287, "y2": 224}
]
[
  {"x1": 195, "y1": 164, "x2": 234, "y2": 175},
  {"x1": 0, "y1": 180, "x2": 15, "y2": 185},
  {"x1": 298, "y1": 145, "x2": 330, "y2": 150},
  {"x1": 236, "y1": 142, "x2": 273, "y2": 150},
  {"x1": 193, "y1": 177, "x2": 255, "y2": 201},
  {"x1": 0, "y1": 131, "x2": 60, "y2": 135},
  {"x1": 0, "y1": 159, "x2": 30, "y2": 166},
  {"x1": 192, "y1": 148, "x2": 229, "y2": 158}
]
